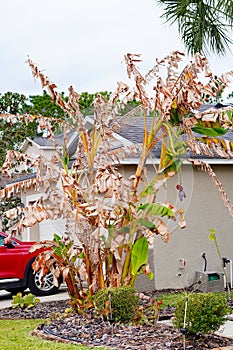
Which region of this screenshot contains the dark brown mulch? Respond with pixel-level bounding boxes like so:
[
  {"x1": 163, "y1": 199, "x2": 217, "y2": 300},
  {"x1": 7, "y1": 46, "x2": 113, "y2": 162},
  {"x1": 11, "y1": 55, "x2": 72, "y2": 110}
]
[
  {"x1": 39, "y1": 314, "x2": 233, "y2": 350},
  {"x1": 0, "y1": 299, "x2": 70, "y2": 320},
  {"x1": 0, "y1": 293, "x2": 233, "y2": 350}
]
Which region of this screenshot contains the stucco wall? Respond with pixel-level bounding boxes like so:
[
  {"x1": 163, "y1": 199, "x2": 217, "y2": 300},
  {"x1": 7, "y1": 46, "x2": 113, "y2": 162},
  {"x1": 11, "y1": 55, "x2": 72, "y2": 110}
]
[
  {"x1": 20, "y1": 161, "x2": 233, "y2": 291},
  {"x1": 153, "y1": 164, "x2": 233, "y2": 290},
  {"x1": 25, "y1": 142, "x2": 56, "y2": 160},
  {"x1": 21, "y1": 184, "x2": 65, "y2": 241},
  {"x1": 118, "y1": 163, "x2": 233, "y2": 291}
]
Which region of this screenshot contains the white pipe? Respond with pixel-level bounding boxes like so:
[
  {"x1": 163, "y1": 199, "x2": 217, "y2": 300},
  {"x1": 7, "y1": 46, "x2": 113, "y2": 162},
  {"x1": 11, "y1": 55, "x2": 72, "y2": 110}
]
[
  {"x1": 223, "y1": 259, "x2": 232, "y2": 289},
  {"x1": 229, "y1": 259, "x2": 232, "y2": 289}
]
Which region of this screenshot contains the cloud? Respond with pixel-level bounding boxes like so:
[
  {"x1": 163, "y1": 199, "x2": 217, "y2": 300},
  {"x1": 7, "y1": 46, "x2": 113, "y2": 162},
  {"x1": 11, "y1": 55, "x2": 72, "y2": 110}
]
[{"x1": 0, "y1": 0, "x2": 233, "y2": 96}]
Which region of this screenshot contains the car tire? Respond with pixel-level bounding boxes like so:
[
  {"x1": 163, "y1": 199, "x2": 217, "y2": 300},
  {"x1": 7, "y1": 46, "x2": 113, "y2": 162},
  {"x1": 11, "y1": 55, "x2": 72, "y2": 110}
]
[{"x1": 27, "y1": 267, "x2": 59, "y2": 296}]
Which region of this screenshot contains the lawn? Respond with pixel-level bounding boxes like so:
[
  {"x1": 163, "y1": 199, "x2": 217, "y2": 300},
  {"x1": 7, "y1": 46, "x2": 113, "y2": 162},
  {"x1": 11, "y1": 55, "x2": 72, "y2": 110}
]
[
  {"x1": 158, "y1": 290, "x2": 232, "y2": 308},
  {"x1": 158, "y1": 291, "x2": 185, "y2": 308},
  {"x1": 0, "y1": 319, "x2": 107, "y2": 350}
]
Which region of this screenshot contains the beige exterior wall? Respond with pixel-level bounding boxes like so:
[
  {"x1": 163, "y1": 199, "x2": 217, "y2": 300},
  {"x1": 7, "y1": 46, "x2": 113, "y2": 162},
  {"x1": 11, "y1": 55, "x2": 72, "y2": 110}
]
[
  {"x1": 20, "y1": 160, "x2": 233, "y2": 291},
  {"x1": 153, "y1": 164, "x2": 233, "y2": 290},
  {"x1": 21, "y1": 184, "x2": 65, "y2": 242},
  {"x1": 117, "y1": 163, "x2": 233, "y2": 291},
  {"x1": 24, "y1": 142, "x2": 56, "y2": 160}
]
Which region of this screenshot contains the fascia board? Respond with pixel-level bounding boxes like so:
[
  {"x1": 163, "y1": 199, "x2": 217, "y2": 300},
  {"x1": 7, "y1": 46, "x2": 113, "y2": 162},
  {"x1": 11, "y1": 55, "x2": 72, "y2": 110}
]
[
  {"x1": 111, "y1": 131, "x2": 133, "y2": 147},
  {"x1": 22, "y1": 137, "x2": 62, "y2": 150},
  {"x1": 117, "y1": 158, "x2": 233, "y2": 165}
]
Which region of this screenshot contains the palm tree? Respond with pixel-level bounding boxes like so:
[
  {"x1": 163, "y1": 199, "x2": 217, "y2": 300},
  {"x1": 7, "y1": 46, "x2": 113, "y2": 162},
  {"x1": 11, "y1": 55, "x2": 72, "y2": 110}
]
[{"x1": 156, "y1": 0, "x2": 233, "y2": 55}]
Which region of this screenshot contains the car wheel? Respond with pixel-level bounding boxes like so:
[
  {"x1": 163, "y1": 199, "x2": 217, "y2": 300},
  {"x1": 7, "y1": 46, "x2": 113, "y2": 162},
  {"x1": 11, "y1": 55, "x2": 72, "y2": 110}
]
[{"x1": 27, "y1": 267, "x2": 59, "y2": 296}]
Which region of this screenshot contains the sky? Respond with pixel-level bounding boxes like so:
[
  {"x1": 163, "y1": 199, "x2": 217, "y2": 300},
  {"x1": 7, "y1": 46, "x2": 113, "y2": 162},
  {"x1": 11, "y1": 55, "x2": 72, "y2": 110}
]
[{"x1": 1, "y1": 0, "x2": 233, "y2": 97}]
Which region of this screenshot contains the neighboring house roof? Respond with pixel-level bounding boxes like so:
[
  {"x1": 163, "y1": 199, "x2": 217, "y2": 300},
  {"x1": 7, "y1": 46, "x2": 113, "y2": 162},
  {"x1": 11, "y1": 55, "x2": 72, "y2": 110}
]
[
  {"x1": 3, "y1": 103, "x2": 233, "y2": 188},
  {"x1": 0, "y1": 173, "x2": 35, "y2": 188},
  {"x1": 198, "y1": 102, "x2": 233, "y2": 112},
  {"x1": 115, "y1": 103, "x2": 233, "y2": 164},
  {"x1": 21, "y1": 129, "x2": 78, "y2": 154}
]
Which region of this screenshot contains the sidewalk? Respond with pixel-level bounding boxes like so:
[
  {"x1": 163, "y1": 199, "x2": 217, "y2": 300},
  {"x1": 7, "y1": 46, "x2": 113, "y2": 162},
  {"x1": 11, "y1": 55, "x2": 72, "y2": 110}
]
[
  {"x1": 0, "y1": 284, "x2": 69, "y2": 309},
  {"x1": 159, "y1": 316, "x2": 233, "y2": 340},
  {"x1": 216, "y1": 317, "x2": 233, "y2": 339}
]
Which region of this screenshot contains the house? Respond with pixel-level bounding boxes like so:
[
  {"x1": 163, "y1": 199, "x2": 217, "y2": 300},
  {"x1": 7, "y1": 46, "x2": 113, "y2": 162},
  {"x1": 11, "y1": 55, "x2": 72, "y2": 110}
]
[{"x1": 2, "y1": 110, "x2": 233, "y2": 291}]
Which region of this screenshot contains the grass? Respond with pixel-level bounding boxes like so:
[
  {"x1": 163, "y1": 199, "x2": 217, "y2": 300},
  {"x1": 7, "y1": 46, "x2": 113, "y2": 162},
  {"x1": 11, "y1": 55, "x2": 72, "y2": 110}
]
[
  {"x1": 157, "y1": 292, "x2": 185, "y2": 308},
  {"x1": 0, "y1": 319, "x2": 107, "y2": 350},
  {"x1": 159, "y1": 290, "x2": 233, "y2": 309}
]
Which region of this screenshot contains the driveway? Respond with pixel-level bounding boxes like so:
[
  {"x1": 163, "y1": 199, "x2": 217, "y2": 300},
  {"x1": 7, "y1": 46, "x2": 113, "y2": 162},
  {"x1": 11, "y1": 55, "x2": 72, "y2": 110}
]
[{"x1": 0, "y1": 284, "x2": 69, "y2": 309}]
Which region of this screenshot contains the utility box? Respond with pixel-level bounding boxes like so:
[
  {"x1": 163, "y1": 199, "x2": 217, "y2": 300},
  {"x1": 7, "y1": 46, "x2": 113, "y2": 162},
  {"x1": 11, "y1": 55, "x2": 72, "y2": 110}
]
[{"x1": 194, "y1": 271, "x2": 224, "y2": 292}]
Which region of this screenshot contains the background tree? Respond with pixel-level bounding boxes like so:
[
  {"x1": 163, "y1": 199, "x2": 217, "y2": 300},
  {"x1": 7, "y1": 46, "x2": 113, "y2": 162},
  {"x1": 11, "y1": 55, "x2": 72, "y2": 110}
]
[
  {"x1": 27, "y1": 91, "x2": 68, "y2": 134},
  {"x1": 0, "y1": 92, "x2": 36, "y2": 231},
  {"x1": 28, "y1": 91, "x2": 67, "y2": 118},
  {"x1": 156, "y1": 0, "x2": 233, "y2": 55},
  {"x1": 0, "y1": 90, "x2": 112, "y2": 230},
  {"x1": 0, "y1": 91, "x2": 113, "y2": 167},
  {"x1": 0, "y1": 92, "x2": 39, "y2": 167},
  {"x1": 78, "y1": 91, "x2": 111, "y2": 115},
  {"x1": 0, "y1": 91, "x2": 66, "y2": 230}
]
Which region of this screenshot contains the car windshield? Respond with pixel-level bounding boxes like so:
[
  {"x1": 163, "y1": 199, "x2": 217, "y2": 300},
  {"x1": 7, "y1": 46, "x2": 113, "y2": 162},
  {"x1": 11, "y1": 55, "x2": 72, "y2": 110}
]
[
  {"x1": 0, "y1": 236, "x2": 4, "y2": 246},
  {"x1": 0, "y1": 235, "x2": 17, "y2": 247}
]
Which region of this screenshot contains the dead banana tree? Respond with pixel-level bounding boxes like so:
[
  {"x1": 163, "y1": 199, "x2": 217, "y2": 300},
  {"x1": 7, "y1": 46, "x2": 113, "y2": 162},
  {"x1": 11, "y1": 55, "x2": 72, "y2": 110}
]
[{"x1": 1, "y1": 51, "x2": 233, "y2": 310}]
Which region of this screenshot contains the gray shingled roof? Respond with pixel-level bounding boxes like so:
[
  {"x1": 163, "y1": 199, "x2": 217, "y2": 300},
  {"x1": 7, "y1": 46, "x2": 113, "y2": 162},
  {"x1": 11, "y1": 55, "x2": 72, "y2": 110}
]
[
  {"x1": 30, "y1": 103, "x2": 233, "y2": 159},
  {"x1": 116, "y1": 104, "x2": 233, "y2": 160},
  {"x1": 2, "y1": 104, "x2": 233, "y2": 188},
  {"x1": 0, "y1": 173, "x2": 35, "y2": 188},
  {"x1": 32, "y1": 129, "x2": 77, "y2": 148},
  {"x1": 116, "y1": 117, "x2": 161, "y2": 158}
]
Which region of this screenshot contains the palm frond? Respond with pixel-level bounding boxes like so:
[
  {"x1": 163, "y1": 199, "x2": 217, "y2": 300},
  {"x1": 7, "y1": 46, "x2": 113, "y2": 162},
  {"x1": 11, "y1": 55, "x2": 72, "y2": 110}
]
[{"x1": 156, "y1": 0, "x2": 233, "y2": 55}]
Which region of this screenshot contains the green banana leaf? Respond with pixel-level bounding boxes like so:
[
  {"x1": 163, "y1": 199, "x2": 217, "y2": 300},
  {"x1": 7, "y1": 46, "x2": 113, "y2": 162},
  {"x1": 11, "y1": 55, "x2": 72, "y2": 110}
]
[
  {"x1": 138, "y1": 203, "x2": 174, "y2": 217},
  {"x1": 131, "y1": 236, "x2": 148, "y2": 276},
  {"x1": 192, "y1": 126, "x2": 228, "y2": 137}
]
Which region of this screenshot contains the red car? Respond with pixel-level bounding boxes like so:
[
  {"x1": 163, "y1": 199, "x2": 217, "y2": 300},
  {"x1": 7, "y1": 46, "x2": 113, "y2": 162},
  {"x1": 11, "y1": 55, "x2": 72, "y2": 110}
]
[{"x1": 0, "y1": 232, "x2": 59, "y2": 296}]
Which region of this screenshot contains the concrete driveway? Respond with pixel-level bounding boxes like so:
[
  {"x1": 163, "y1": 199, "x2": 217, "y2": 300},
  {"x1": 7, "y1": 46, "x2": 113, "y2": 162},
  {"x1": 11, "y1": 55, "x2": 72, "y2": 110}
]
[{"x1": 0, "y1": 284, "x2": 69, "y2": 309}]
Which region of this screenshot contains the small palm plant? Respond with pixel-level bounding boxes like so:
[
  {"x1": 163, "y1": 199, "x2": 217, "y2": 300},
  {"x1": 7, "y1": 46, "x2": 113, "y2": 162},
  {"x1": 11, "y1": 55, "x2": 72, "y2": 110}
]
[{"x1": 1, "y1": 51, "x2": 233, "y2": 309}]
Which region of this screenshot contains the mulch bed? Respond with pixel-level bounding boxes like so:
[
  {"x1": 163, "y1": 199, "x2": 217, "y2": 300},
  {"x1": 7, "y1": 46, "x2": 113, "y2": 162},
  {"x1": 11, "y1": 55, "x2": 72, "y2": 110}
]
[{"x1": 1, "y1": 291, "x2": 233, "y2": 349}]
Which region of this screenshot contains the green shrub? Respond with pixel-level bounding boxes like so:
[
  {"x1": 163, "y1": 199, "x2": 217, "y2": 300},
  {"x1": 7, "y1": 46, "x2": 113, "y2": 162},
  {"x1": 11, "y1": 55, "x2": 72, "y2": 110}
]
[
  {"x1": 173, "y1": 292, "x2": 230, "y2": 335},
  {"x1": 12, "y1": 292, "x2": 40, "y2": 309},
  {"x1": 93, "y1": 286, "x2": 139, "y2": 323}
]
